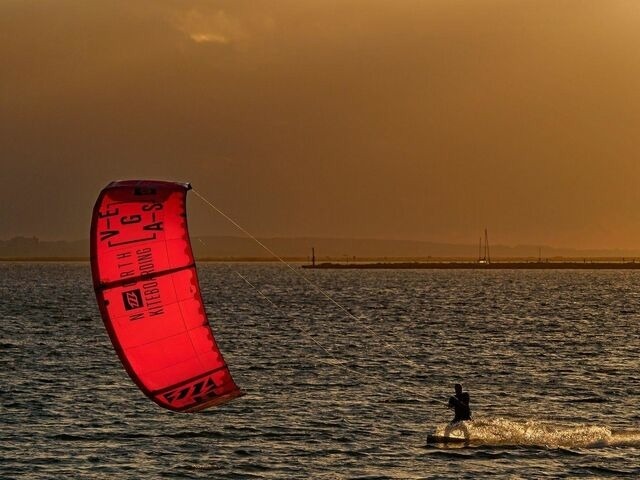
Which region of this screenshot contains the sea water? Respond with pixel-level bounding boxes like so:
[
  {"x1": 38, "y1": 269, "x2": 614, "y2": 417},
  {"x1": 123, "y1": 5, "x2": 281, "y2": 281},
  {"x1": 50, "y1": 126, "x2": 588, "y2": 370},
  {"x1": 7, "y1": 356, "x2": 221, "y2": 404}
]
[{"x1": 1, "y1": 262, "x2": 639, "y2": 478}]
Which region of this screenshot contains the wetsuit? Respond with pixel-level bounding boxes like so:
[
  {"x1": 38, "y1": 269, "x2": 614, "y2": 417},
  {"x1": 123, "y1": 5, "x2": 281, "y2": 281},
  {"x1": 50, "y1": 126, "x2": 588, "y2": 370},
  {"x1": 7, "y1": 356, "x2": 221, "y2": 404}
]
[{"x1": 448, "y1": 392, "x2": 471, "y2": 423}]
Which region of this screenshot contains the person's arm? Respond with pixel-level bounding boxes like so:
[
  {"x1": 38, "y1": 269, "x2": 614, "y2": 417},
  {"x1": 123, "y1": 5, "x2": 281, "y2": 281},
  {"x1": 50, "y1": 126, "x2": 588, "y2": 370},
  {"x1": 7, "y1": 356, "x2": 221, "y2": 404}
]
[{"x1": 449, "y1": 395, "x2": 468, "y2": 408}]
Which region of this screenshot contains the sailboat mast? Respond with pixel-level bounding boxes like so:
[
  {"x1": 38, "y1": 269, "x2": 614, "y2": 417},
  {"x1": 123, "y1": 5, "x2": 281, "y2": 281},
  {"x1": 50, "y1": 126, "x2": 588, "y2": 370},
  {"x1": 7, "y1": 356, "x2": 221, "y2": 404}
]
[{"x1": 485, "y1": 228, "x2": 490, "y2": 264}]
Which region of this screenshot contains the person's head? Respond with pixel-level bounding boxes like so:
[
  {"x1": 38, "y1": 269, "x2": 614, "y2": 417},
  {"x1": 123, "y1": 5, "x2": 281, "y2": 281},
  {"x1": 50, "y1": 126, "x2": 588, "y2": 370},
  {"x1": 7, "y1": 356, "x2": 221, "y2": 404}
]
[{"x1": 454, "y1": 383, "x2": 462, "y2": 395}]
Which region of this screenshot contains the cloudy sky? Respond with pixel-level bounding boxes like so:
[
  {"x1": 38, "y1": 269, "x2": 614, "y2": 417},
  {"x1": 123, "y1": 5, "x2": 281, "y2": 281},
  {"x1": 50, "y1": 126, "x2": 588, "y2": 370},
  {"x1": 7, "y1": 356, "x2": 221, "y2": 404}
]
[{"x1": 2, "y1": 1, "x2": 640, "y2": 249}]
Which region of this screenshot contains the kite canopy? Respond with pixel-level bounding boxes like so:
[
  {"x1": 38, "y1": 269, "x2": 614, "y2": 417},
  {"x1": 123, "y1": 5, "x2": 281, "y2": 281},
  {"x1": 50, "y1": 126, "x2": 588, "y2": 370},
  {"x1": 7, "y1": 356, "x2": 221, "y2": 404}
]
[{"x1": 90, "y1": 180, "x2": 243, "y2": 412}]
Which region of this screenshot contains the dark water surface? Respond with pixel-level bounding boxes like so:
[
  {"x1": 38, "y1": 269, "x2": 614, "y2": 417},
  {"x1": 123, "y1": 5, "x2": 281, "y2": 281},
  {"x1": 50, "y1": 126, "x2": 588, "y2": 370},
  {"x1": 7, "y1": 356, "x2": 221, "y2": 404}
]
[{"x1": 1, "y1": 263, "x2": 639, "y2": 478}]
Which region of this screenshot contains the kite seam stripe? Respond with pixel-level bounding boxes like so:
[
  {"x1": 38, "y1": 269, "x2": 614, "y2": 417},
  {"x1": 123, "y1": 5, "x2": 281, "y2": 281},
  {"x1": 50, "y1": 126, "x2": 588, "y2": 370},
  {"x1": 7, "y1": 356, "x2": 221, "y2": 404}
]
[{"x1": 95, "y1": 263, "x2": 196, "y2": 291}]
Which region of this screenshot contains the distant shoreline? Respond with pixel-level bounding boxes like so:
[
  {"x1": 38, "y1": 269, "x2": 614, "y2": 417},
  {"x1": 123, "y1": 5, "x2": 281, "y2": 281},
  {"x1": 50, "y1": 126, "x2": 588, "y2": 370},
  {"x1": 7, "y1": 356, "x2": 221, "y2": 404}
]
[
  {"x1": 3, "y1": 257, "x2": 640, "y2": 269},
  {"x1": 304, "y1": 261, "x2": 640, "y2": 270},
  {"x1": 5, "y1": 236, "x2": 640, "y2": 262},
  {"x1": 0, "y1": 257, "x2": 313, "y2": 263}
]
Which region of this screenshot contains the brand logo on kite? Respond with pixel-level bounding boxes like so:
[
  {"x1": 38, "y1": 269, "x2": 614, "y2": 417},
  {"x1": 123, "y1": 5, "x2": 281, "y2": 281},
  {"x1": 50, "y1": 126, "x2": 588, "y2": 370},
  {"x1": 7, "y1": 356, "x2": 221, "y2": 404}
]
[
  {"x1": 122, "y1": 289, "x2": 144, "y2": 310},
  {"x1": 163, "y1": 376, "x2": 218, "y2": 406}
]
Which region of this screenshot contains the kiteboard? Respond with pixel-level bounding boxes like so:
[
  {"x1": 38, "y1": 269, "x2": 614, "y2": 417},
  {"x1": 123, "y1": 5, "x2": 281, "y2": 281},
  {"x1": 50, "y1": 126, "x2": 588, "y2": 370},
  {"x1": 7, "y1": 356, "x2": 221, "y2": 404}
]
[{"x1": 426, "y1": 433, "x2": 469, "y2": 444}]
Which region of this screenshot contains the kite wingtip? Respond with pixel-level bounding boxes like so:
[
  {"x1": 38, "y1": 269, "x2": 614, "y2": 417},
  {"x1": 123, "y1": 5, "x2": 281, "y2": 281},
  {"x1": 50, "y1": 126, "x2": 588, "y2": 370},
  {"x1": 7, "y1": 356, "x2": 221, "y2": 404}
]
[{"x1": 181, "y1": 389, "x2": 246, "y2": 413}]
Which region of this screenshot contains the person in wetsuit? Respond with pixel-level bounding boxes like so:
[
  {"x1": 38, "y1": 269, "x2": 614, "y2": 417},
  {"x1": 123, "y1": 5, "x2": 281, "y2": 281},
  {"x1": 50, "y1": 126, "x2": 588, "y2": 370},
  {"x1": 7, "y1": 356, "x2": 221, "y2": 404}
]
[{"x1": 448, "y1": 383, "x2": 471, "y2": 423}]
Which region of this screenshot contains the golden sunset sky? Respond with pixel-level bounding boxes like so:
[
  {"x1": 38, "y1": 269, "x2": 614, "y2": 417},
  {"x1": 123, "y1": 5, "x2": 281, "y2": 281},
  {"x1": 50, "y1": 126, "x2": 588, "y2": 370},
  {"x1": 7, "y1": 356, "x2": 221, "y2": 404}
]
[{"x1": 2, "y1": 1, "x2": 640, "y2": 249}]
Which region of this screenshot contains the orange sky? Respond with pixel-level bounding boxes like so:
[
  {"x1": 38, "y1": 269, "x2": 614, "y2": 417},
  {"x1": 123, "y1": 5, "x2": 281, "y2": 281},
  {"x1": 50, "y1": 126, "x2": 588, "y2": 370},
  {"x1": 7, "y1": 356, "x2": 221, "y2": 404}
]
[{"x1": 2, "y1": 1, "x2": 640, "y2": 249}]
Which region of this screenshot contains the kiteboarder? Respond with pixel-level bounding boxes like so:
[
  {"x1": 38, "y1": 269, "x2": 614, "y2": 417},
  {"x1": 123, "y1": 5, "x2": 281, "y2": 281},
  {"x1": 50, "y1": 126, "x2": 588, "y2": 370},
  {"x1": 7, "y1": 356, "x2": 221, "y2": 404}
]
[{"x1": 448, "y1": 383, "x2": 471, "y2": 423}]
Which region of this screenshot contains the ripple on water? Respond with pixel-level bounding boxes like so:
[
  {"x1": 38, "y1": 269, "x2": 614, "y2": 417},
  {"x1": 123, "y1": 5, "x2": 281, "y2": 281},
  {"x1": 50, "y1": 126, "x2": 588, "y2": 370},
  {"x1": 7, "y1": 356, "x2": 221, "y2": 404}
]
[{"x1": 1, "y1": 264, "x2": 639, "y2": 478}]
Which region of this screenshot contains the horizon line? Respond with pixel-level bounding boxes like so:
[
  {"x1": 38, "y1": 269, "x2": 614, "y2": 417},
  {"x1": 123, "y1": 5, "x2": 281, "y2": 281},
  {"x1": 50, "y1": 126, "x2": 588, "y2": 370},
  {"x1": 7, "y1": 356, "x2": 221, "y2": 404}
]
[{"x1": 1, "y1": 234, "x2": 638, "y2": 253}]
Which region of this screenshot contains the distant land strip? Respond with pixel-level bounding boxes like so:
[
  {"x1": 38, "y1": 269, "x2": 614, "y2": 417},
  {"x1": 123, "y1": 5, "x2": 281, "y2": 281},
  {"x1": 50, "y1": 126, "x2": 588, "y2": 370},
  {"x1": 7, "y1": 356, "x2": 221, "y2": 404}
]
[
  {"x1": 303, "y1": 260, "x2": 640, "y2": 270},
  {"x1": 4, "y1": 256, "x2": 640, "y2": 269},
  {"x1": 4, "y1": 236, "x2": 640, "y2": 264},
  {"x1": 0, "y1": 256, "x2": 310, "y2": 262}
]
